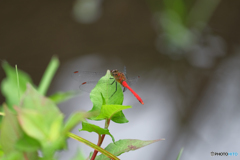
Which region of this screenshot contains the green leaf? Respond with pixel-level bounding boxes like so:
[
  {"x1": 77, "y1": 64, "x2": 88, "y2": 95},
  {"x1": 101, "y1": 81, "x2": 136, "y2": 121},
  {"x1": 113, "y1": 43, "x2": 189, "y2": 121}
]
[
  {"x1": 0, "y1": 105, "x2": 23, "y2": 154},
  {"x1": 16, "y1": 84, "x2": 66, "y2": 157},
  {"x1": 88, "y1": 70, "x2": 128, "y2": 123},
  {"x1": 110, "y1": 111, "x2": 129, "y2": 124},
  {"x1": 176, "y1": 147, "x2": 184, "y2": 160},
  {"x1": 79, "y1": 121, "x2": 115, "y2": 143},
  {"x1": 0, "y1": 151, "x2": 24, "y2": 160},
  {"x1": 94, "y1": 105, "x2": 131, "y2": 120},
  {"x1": 16, "y1": 107, "x2": 64, "y2": 142},
  {"x1": 38, "y1": 56, "x2": 59, "y2": 95},
  {"x1": 1, "y1": 61, "x2": 33, "y2": 108},
  {"x1": 0, "y1": 105, "x2": 38, "y2": 160},
  {"x1": 49, "y1": 91, "x2": 78, "y2": 104},
  {"x1": 17, "y1": 84, "x2": 64, "y2": 142},
  {"x1": 88, "y1": 152, "x2": 93, "y2": 160},
  {"x1": 71, "y1": 149, "x2": 85, "y2": 160},
  {"x1": 95, "y1": 139, "x2": 164, "y2": 160},
  {"x1": 19, "y1": 84, "x2": 60, "y2": 112},
  {"x1": 15, "y1": 133, "x2": 41, "y2": 152},
  {"x1": 63, "y1": 111, "x2": 97, "y2": 133},
  {"x1": 0, "y1": 145, "x2": 4, "y2": 157}
]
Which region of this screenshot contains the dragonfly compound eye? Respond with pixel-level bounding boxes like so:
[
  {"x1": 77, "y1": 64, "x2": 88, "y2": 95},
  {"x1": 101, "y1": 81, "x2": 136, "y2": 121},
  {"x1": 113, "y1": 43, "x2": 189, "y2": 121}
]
[{"x1": 111, "y1": 69, "x2": 118, "y2": 74}]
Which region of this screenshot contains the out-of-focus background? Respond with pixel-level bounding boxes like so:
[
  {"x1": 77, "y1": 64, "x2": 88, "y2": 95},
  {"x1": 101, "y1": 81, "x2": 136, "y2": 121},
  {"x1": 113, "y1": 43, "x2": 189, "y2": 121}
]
[{"x1": 1, "y1": 0, "x2": 240, "y2": 159}]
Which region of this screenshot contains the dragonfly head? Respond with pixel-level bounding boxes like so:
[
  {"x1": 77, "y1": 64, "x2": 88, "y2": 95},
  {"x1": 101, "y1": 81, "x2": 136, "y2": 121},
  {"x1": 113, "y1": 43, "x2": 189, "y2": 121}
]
[{"x1": 110, "y1": 69, "x2": 119, "y2": 76}]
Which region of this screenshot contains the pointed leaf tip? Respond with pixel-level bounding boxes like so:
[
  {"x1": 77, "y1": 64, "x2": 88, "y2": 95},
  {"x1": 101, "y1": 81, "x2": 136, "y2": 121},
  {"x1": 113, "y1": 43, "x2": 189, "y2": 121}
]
[
  {"x1": 79, "y1": 121, "x2": 115, "y2": 143},
  {"x1": 88, "y1": 71, "x2": 129, "y2": 123},
  {"x1": 95, "y1": 139, "x2": 164, "y2": 160}
]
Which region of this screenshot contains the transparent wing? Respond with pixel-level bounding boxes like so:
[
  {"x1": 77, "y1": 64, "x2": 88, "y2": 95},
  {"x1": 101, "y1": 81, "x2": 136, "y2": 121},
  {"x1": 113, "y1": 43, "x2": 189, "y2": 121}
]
[
  {"x1": 72, "y1": 68, "x2": 140, "y2": 93},
  {"x1": 122, "y1": 66, "x2": 140, "y2": 91},
  {"x1": 127, "y1": 76, "x2": 140, "y2": 85},
  {"x1": 123, "y1": 66, "x2": 127, "y2": 75},
  {"x1": 79, "y1": 81, "x2": 99, "y2": 93},
  {"x1": 72, "y1": 71, "x2": 105, "y2": 83},
  {"x1": 79, "y1": 76, "x2": 139, "y2": 93},
  {"x1": 123, "y1": 76, "x2": 140, "y2": 92}
]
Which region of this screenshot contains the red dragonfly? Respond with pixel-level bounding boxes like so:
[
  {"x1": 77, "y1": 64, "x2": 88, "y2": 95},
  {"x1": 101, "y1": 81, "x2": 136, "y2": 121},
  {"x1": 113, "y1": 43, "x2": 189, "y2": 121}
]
[{"x1": 72, "y1": 67, "x2": 144, "y2": 105}]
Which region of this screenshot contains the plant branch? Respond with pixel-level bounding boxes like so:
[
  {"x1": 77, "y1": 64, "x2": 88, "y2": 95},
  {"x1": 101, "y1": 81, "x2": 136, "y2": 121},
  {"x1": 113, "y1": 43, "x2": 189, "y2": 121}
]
[
  {"x1": 15, "y1": 65, "x2": 20, "y2": 102},
  {"x1": 67, "y1": 132, "x2": 119, "y2": 160},
  {"x1": 91, "y1": 118, "x2": 111, "y2": 160}
]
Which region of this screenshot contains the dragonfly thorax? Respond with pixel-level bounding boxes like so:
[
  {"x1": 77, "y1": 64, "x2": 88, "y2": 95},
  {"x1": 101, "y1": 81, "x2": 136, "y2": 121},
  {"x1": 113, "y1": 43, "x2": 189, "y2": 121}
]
[{"x1": 110, "y1": 69, "x2": 126, "y2": 84}]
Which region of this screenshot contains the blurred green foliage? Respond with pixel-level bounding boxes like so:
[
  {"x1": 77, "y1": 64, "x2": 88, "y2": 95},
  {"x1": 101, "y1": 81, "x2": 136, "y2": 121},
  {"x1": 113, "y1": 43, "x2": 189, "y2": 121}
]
[{"x1": 0, "y1": 58, "x2": 163, "y2": 160}]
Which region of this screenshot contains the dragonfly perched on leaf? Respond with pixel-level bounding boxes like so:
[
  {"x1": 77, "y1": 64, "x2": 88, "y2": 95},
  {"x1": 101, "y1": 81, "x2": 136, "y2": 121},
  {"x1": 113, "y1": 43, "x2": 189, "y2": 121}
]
[{"x1": 72, "y1": 67, "x2": 144, "y2": 105}]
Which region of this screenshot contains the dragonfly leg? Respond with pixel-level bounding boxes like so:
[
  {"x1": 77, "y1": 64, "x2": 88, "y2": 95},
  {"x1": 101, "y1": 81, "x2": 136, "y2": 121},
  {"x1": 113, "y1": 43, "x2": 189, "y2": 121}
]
[
  {"x1": 110, "y1": 78, "x2": 115, "y2": 85},
  {"x1": 109, "y1": 81, "x2": 118, "y2": 98}
]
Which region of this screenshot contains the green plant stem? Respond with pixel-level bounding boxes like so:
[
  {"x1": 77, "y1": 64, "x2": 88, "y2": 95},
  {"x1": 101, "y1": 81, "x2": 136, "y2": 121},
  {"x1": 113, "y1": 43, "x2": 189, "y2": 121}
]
[
  {"x1": 0, "y1": 112, "x2": 5, "y2": 116},
  {"x1": 15, "y1": 65, "x2": 20, "y2": 102},
  {"x1": 38, "y1": 56, "x2": 59, "y2": 95},
  {"x1": 91, "y1": 134, "x2": 104, "y2": 160},
  {"x1": 176, "y1": 148, "x2": 184, "y2": 160},
  {"x1": 68, "y1": 132, "x2": 119, "y2": 160},
  {"x1": 91, "y1": 119, "x2": 111, "y2": 160}
]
